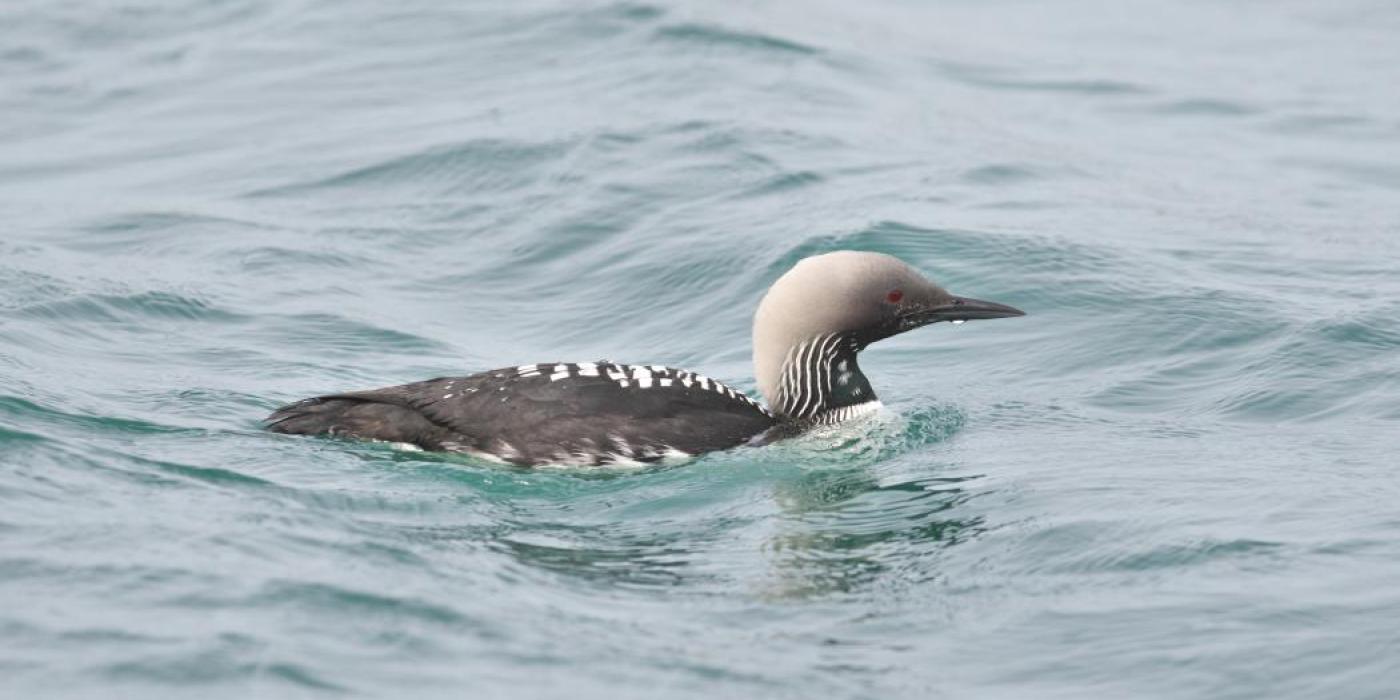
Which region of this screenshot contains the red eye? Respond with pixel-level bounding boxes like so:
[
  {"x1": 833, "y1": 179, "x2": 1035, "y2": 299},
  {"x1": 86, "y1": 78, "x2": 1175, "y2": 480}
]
[{"x1": 886, "y1": 289, "x2": 904, "y2": 303}]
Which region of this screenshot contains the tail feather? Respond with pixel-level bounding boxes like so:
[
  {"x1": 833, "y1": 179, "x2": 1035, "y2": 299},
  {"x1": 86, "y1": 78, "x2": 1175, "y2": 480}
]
[
  {"x1": 264, "y1": 397, "x2": 359, "y2": 436},
  {"x1": 264, "y1": 396, "x2": 455, "y2": 448}
]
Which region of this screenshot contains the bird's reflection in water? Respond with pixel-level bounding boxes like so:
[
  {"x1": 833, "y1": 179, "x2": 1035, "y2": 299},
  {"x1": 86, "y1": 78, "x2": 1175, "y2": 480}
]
[
  {"x1": 761, "y1": 467, "x2": 984, "y2": 600},
  {"x1": 490, "y1": 524, "x2": 698, "y2": 589}
]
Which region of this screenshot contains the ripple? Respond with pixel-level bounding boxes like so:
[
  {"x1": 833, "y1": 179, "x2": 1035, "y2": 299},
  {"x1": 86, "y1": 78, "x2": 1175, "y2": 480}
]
[
  {"x1": 960, "y1": 163, "x2": 1035, "y2": 185},
  {"x1": 245, "y1": 138, "x2": 571, "y2": 199},
  {"x1": 253, "y1": 580, "x2": 472, "y2": 627},
  {"x1": 1055, "y1": 537, "x2": 1285, "y2": 574},
  {"x1": 12, "y1": 290, "x2": 240, "y2": 325},
  {"x1": 251, "y1": 312, "x2": 453, "y2": 358},
  {"x1": 937, "y1": 61, "x2": 1151, "y2": 96},
  {"x1": 123, "y1": 452, "x2": 275, "y2": 489},
  {"x1": 1148, "y1": 97, "x2": 1261, "y2": 117},
  {"x1": 0, "y1": 395, "x2": 192, "y2": 438},
  {"x1": 654, "y1": 23, "x2": 819, "y2": 56},
  {"x1": 237, "y1": 246, "x2": 374, "y2": 275},
  {"x1": 735, "y1": 170, "x2": 825, "y2": 198},
  {"x1": 0, "y1": 424, "x2": 46, "y2": 444},
  {"x1": 1266, "y1": 113, "x2": 1386, "y2": 139},
  {"x1": 101, "y1": 651, "x2": 348, "y2": 692},
  {"x1": 492, "y1": 530, "x2": 698, "y2": 588}
]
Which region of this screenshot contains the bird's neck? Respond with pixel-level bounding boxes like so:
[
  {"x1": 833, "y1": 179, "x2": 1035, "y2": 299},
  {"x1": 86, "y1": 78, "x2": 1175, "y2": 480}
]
[{"x1": 764, "y1": 332, "x2": 876, "y2": 421}]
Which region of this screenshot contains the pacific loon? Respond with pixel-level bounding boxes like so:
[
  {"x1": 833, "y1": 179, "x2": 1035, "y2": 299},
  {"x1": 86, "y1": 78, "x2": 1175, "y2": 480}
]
[{"x1": 265, "y1": 251, "x2": 1025, "y2": 466}]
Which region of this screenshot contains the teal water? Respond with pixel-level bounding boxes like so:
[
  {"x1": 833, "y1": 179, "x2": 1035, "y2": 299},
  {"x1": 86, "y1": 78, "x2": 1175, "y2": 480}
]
[{"x1": 4, "y1": 1, "x2": 1400, "y2": 697}]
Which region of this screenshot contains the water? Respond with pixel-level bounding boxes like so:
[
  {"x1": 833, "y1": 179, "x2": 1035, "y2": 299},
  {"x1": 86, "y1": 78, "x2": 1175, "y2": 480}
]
[{"x1": 3, "y1": 1, "x2": 1399, "y2": 697}]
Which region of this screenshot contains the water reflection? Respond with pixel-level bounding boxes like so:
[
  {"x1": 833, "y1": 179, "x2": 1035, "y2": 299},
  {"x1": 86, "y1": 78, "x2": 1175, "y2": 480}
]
[
  {"x1": 490, "y1": 525, "x2": 700, "y2": 589},
  {"x1": 761, "y1": 466, "x2": 984, "y2": 600}
]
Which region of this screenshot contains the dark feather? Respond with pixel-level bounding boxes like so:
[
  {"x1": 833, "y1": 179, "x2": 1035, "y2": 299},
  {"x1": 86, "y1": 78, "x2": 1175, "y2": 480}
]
[{"x1": 266, "y1": 363, "x2": 776, "y2": 465}]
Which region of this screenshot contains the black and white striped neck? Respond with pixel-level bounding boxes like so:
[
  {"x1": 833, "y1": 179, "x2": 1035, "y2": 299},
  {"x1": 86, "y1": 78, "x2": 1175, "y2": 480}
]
[{"x1": 770, "y1": 333, "x2": 879, "y2": 423}]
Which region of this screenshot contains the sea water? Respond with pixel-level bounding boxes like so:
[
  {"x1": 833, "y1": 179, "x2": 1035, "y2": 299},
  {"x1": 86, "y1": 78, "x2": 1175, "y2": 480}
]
[{"x1": 2, "y1": 1, "x2": 1399, "y2": 698}]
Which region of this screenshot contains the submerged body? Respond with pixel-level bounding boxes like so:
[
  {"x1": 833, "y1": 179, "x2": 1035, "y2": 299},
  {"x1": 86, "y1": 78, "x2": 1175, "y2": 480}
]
[{"x1": 266, "y1": 251, "x2": 1024, "y2": 466}]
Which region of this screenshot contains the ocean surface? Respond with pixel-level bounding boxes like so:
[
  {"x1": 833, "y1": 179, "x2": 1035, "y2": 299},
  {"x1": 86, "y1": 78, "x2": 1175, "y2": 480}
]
[{"x1": 3, "y1": 1, "x2": 1399, "y2": 698}]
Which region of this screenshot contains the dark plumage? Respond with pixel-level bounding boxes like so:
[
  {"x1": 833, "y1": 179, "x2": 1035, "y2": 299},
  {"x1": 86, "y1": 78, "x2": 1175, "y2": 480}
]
[
  {"x1": 265, "y1": 251, "x2": 1025, "y2": 466},
  {"x1": 267, "y1": 363, "x2": 775, "y2": 466}
]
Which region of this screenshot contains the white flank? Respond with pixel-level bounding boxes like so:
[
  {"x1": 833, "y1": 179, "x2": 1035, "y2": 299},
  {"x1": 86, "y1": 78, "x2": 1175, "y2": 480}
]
[{"x1": 660, "y1": 447, "x2": 694, "y2": 465}]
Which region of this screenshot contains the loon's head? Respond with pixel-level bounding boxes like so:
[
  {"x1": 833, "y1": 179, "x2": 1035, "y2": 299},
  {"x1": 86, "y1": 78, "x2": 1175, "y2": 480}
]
[{"x1": 752, "y1": 251, "x2": 1024, "y2": 419}]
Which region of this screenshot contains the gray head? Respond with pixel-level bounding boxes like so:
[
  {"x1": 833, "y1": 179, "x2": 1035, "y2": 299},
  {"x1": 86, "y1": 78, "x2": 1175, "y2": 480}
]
[{"x1": 752, "y1": 251, "x2": 1024, "y2": 419}]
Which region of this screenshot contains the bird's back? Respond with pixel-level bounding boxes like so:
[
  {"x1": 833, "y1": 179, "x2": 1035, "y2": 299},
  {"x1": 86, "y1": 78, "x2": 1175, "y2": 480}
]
[{"x1": 266, "y1": 362, "x2": 776, "y2": 466}]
